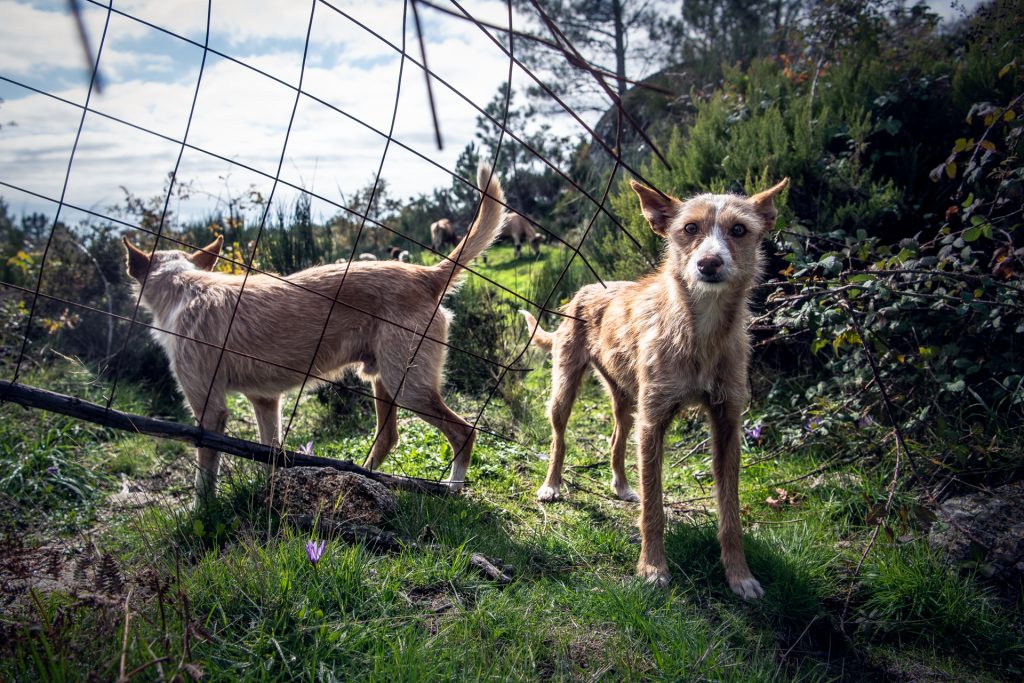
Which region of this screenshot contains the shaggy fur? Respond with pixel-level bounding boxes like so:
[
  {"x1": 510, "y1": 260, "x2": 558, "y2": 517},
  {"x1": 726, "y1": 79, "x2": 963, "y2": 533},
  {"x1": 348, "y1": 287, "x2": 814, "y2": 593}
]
[
  {"x1": 124, "y1": 164, "x2": 507, "y2": 503},
  {"x1": 521, "y1": 177, "x2": 788, "y2": 599},
  {"x1": 501, "y1": 214, "x2": 546, "y2": 258}
]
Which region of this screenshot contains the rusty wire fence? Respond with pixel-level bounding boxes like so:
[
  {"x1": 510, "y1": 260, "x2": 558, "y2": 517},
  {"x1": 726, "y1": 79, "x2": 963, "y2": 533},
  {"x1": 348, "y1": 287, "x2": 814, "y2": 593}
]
[{"x1": 0, "y1": 0, "x2": 673, "y2": 494}]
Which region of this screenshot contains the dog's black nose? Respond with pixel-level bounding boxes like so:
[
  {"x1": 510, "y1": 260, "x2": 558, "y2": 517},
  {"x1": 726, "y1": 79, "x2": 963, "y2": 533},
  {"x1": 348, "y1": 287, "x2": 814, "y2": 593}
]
[{"x1": 697, "y1": 255, "x2": 723, "y2": 276}]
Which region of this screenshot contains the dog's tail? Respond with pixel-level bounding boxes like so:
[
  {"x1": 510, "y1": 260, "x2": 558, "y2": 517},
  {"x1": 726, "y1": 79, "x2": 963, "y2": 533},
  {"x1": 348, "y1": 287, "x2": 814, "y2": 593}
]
[
  {"x1": 431, "y1": 162, "x2": 507, "y2": 296},
  {"x1": 519, "y1": 310, "x2": 553, "y2": 351}
]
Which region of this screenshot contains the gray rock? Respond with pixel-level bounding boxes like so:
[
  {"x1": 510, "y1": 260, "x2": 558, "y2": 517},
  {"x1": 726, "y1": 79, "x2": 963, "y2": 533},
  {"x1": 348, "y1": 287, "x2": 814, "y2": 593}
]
[
  {"x1": 928, "y1": 481, "x2": 1024, "y2": 586},
  {"x1": 267, "y1": 467, "x2": 398, "y2": 527}
]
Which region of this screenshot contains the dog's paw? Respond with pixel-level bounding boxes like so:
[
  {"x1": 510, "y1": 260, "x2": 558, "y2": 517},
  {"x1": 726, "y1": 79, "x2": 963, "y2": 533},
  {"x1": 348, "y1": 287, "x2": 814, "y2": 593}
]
[
  {"x1": 536, "y1": 484, "x2": 561, "y2": 502},
  {"x1": 636, "y1": 563, "x2": 671, "y2": 588},
  {"x1": 728, "y1": 575, "x2": 764, "y2": 600},
  {"x1": 612, "y1": 484, "x2": 640, "y2": 503}
]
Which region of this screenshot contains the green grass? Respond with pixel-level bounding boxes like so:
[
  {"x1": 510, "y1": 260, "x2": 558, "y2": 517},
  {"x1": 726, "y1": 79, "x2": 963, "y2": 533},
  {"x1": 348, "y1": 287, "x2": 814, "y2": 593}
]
[
  {"x1": 475, "y1": 242, "x2": 554, "y2": 295},
  {"x1": 2, "y1": 302, "x2": 1022, "y2": 681}
]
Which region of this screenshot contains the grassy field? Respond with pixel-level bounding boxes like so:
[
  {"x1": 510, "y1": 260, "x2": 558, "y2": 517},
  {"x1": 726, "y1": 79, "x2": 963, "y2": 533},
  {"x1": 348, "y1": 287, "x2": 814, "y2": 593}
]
[{"x1": 1, "y1": 244, "x2": 1022, "y2": 681}]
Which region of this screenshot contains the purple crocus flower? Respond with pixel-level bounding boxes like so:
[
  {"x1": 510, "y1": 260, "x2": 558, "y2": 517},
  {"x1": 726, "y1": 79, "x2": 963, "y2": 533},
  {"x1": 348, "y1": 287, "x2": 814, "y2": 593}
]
[
  {"x1": 743, "y1": 425, "x2": 763, "y2": 444},
  {"x1": 298, "y1": 441, "x2": 314, "y2": 457},
  {"x1": 805, "y1": 416, "x2": 823, "y2": 432},
  {"x1": 46, "y1": 466, "x2": 59, "y2": 475},
  {"x1": 306, "y1": 539, "x2": 326, "y2": 566}
]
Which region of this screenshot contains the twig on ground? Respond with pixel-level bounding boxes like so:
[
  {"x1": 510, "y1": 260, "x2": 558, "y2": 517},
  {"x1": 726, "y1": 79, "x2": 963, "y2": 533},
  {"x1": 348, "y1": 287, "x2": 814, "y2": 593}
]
[{"x1": 116, "y1": 587, "x2": 134, "y2": 683}]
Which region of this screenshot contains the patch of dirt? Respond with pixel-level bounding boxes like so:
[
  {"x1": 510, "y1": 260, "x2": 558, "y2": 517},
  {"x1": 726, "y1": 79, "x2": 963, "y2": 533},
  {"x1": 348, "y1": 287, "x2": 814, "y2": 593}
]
[
  {"x1": 866, "y1": 647, "x2": 961, "y2": 683},
  {"x1": 405, "y1": 585, "x2": 458, "y2": 614},
  {"x1": 568, "y1": 626, "x2": 616, "y2": 675},
  {"x1": 404, "y1": 585, "x2": 464, "y2": 637}
]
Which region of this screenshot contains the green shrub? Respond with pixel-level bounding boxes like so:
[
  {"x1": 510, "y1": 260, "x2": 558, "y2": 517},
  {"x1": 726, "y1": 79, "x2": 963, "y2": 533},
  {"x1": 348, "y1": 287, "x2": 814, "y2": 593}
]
[{"x1": 597, "y1": 2, "x2": 1024, "y2": 445}]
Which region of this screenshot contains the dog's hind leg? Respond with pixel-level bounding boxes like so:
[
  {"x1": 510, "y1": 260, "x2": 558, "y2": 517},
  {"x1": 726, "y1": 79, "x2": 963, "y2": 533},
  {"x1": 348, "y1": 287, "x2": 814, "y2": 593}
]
[
  {"x1": 608, "y1": 390, "x2": 639, "y2": 502},
  {"x1": 363, "y1": 379, "x2": 399, "y2": 471},
  {"x1": 706, "y1": 399, "x2": 763, "y2": 600},
  {"x1": 538, "y1": 347, "x2": 587, "y2": 502},
  {"x1": 405, "y1": 389, "x2": 476, "y2": 491}
]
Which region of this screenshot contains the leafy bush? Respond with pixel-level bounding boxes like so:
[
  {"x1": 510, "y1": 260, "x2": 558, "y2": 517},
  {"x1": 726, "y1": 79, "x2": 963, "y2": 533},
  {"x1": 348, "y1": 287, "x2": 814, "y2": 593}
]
[
  {"x1": 445, "y1": 277, "x2": 520, "y2": 396},
  {"x1": 596, "y1": 1, "x2": 1024, "y2": 452}
]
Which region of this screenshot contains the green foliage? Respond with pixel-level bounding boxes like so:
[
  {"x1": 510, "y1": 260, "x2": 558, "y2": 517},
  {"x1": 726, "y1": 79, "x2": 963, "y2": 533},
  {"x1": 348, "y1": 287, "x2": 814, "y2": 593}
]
[
  {"x1": 602, "y1": 1, "x2": 1024, "y2": 449},
  {"x1": 0, "y1": 418, "x2": 105, "y2": 523},
  {"x1": 314, "y1": 377, "x2": 375, "y2": 432},
  {"x1": 261, "y1": 192, "x2": 333, "y2": 273},
  {"x1": 445, "y1": 276, "x2": 517, "y2": 396},
  {"x1": 2, "y1": 4, "x2": 1023, "y2": 681}
]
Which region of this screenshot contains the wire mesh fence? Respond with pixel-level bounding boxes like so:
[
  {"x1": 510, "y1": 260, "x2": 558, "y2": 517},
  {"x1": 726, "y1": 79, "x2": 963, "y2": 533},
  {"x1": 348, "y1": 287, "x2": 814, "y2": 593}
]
[{"x1": 0, "y1": 0, "x2": 668, "y2": 490}]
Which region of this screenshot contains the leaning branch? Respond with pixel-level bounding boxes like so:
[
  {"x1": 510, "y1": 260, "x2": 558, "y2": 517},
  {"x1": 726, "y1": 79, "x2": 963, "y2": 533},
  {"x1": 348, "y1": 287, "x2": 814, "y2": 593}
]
[{"x1": 0, "y1": 380, "x2": 452, "y2": 496}]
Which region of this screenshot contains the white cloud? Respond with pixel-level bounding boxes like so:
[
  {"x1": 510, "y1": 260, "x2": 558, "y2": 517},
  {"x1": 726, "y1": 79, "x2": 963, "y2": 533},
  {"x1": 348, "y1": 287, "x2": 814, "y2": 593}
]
[
  {"x1": 0, "y1": 0, "x2": 108, "y2": 103},
  {"x1": 0, "y1": 0, "x2": 592, "y2": 223}
]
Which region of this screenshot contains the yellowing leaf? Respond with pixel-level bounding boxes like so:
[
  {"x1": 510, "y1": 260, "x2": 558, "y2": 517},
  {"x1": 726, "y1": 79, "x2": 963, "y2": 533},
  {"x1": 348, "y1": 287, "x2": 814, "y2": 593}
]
[{"x1": 945, "y1": 161, "x2": 957, "y2": 179}]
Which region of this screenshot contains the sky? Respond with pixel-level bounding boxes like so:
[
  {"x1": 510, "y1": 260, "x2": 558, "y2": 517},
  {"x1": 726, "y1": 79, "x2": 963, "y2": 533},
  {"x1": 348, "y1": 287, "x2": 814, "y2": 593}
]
[
  {"x1": 0, "y1": 0, "x2": 982, "y2": 227},
  {"x1": 0, "y1": 0, "x2": 552, "y2": 226}
]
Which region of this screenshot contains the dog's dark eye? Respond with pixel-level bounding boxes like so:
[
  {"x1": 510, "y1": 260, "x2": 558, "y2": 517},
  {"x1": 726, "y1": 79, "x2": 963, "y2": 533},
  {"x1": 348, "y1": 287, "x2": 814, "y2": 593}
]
[
  {"x1": 730, "y1": 224, "x2": 747, "y2": 237},
  {"x1": 683, "y1": 223, "x2": 699, "y2": 235}
]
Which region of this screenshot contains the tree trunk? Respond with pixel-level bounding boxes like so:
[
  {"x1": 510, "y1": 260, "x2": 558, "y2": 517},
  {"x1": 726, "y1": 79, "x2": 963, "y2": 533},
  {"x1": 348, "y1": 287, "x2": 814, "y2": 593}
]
[{"x1": 612, "y1": 0, "x2": 627, "y2": 96}]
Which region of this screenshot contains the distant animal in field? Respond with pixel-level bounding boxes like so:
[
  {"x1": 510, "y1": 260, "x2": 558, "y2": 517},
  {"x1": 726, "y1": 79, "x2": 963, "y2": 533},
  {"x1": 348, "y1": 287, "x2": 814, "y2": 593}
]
[
  {"x1": 358, "y1": 253, "x2": 378, "y2": 261},
  {"x1": 388, "y1": 246, "x2": 410, "y2": 262},
  {"x1": 430, "y1": 218, "x2": 460, "y2": 253},
  {"x1": 123, "y1": 163, "x2": 508, "y2": 504},
  {"x1": 521, "y1": 177, "x2": 789, "y2": 599},
  {"x1": 502, "y1": 214, "x2": 546, "y2": 258}
]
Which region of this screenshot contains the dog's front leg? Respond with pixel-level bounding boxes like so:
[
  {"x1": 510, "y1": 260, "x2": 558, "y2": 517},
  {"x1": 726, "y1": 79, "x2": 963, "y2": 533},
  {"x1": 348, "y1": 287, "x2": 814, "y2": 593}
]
[
  {"x1": 706, "y1": 400, "x2": 763, "y2": 599},
  {"x1": 250, "y1": 395, "x2": 281, "y2": 478},
  {"x1": 188, "y1": 392, "x2": 228, "y2": 507},
  {"x1": 635, "y1": 401, "x2": 674, "y2": 587},
  {"x1": 250, "y1": 395, "x2": 281, "y2": 448}
]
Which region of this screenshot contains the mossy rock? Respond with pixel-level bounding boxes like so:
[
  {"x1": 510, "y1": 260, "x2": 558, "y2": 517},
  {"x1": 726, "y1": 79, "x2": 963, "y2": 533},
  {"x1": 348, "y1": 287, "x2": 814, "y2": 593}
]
[{"x1": 267, "y1": 466, "x2": 398, "y2": 527}]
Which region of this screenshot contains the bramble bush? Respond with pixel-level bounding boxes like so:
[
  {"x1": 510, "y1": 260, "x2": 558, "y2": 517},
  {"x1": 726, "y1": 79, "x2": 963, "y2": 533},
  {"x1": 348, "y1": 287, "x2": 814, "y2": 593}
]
[{"x1": 591, "y1": 0, "x2": 1024, "y2": 462}]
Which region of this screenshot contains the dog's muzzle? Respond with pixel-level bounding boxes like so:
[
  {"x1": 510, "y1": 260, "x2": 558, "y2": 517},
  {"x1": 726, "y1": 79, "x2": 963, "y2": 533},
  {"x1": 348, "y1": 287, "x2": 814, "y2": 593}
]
[{"x1": 696, "y1": 255, "x2": 726, "y2": 283}]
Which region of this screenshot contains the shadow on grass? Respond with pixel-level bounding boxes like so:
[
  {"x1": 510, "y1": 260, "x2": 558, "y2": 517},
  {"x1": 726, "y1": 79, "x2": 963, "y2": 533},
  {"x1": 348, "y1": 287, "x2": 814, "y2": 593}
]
[{"x1": 664, "y1": 524, "x2": 845, "y2": 656}]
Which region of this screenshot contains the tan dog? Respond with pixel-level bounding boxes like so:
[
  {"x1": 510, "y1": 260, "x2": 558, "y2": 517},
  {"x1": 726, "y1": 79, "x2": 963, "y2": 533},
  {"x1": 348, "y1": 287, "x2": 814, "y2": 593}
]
[
  {"x1": 521, "y1": 177, "x2": 788, "y2": 598},
  {"x1": 123, "y1": 164, "x2": 507, "y2": 503}
]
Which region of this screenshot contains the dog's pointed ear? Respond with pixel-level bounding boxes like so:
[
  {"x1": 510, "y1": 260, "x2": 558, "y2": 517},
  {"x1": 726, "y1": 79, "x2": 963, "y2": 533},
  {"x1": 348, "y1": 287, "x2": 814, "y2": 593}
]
[
  {"x1": 630, "y1": 180, "x2": 678, "y2": 237},
  {"x1": 749, "y1": 178, "x2": 789, "y2": 230},
  {"x1": 122, "y1": 236, "x2": 151, "y2": 279},
  {"x1": 189, "y1": 235, "x2": 223, "y2": 271}
]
